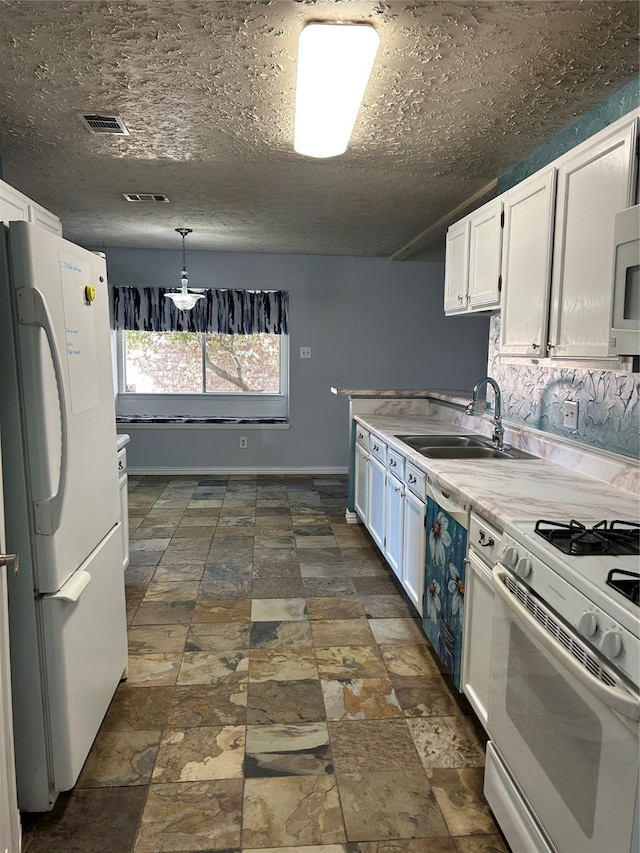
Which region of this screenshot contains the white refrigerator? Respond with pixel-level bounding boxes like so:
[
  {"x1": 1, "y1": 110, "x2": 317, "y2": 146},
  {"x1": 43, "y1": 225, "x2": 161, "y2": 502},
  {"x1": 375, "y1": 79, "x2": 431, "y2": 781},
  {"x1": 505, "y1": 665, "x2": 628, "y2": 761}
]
[{"x1": 0, "y1": 220, "x2": 127, "y2": 811}]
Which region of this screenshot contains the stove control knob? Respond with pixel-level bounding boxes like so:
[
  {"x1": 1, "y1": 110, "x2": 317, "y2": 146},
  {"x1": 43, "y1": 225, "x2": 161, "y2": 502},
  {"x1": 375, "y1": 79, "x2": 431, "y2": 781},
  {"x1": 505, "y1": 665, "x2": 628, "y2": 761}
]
[
  {"x1": 501, "y1": 546, "x2": 518, "y2": 569},
  {"x1": 515, "y1": 557, "x2": 532, "y2": 579},
  {"x1": 578, "y1": 612, "x2": 598, "y2": 638},
  {"x1": 601, "y1": 631, "x2": 623, "y2": 659}
]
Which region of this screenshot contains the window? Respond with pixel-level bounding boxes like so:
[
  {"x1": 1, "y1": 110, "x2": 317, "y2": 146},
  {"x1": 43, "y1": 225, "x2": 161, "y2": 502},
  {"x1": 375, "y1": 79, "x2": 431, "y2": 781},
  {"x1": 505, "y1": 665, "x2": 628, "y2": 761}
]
[
  {"x1": 123, "y1": 331, "x2": 283, "y2": 394},
  {"x1": 111, "y1": 286, "x2": 289, "y2": 422}
]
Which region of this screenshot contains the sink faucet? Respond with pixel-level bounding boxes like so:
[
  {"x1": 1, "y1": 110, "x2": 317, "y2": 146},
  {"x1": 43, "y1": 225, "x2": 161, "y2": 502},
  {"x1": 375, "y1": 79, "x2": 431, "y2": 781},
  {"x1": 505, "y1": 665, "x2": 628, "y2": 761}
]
[{"x1": 466, "y1": 376, "x2": 505, "y2": 450}]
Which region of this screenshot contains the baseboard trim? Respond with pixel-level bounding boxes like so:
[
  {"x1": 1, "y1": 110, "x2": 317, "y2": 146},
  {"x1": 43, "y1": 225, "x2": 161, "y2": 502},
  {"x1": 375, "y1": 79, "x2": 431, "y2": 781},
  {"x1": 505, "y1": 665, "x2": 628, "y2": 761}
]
[
  {"x1": 345, "y1": 510, "x2": 362, "y2": 524},
  {"x1": 128, "y1": 466, "x2": 350, "y2": 476}
]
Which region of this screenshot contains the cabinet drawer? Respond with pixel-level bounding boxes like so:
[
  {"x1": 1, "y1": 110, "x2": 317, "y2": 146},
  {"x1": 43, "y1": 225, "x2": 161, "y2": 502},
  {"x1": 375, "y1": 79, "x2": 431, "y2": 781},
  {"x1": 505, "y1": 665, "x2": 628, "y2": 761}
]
[
  {"x1": 355, "y1": 425, "x2": 369, "y2": 449},
  {"x1": 469, "y1": 512, "x2": 502, "y2": 563},
  {"x1": 404, "y1": 461, "x2": 426, "y2": 498},
  {"x1": 369, "y1": 434, "x2": 387, "y2": 464},
  {"x1": 117, "y1": 447, "x2": 127, "y2": 478},
  {"x1": 387, "y1": 448, "x2": 405, "y2": 479}
]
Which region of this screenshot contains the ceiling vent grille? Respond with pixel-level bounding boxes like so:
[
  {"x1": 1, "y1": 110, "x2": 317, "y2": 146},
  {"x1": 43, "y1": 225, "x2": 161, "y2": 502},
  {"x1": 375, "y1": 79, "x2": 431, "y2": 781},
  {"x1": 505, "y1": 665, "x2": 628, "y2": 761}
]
[
  {"x1": 122, "y1": 193, "x2": 171, "y2": 203},
  {"x1": 79, "y1": 113, "x2": 130, "y2": 135}
]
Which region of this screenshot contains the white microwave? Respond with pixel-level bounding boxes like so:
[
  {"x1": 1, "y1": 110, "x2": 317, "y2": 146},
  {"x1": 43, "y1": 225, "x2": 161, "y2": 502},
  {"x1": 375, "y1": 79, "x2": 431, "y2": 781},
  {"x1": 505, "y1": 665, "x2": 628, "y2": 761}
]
[{"x1": 609, "y1": 204, "x2": 640, "y2": 356}]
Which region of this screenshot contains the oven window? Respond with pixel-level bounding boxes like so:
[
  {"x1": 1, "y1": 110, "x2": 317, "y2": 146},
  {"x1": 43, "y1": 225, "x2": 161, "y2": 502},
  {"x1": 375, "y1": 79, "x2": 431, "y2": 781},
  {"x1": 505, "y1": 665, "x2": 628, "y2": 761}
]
[{"x1": 506, "y1": 622, "x2": 601, "y2": 837}]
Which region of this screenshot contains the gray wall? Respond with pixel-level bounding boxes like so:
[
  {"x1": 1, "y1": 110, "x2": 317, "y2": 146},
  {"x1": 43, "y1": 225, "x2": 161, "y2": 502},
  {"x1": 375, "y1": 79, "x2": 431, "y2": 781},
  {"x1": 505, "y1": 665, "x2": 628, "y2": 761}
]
[{"x1": 105, "y1": 249, "x2": 490, "y2": 471}]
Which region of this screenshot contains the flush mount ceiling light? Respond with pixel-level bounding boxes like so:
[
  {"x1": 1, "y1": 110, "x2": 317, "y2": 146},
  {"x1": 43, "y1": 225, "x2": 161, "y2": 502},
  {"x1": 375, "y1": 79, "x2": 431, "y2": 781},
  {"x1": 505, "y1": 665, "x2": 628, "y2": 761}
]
[
  {"x1": 164, "y1": 228, "x2": 205, "y2": 311},
  {"x1": 294, "y1": 22, "x2": 380, "y2": 159}
]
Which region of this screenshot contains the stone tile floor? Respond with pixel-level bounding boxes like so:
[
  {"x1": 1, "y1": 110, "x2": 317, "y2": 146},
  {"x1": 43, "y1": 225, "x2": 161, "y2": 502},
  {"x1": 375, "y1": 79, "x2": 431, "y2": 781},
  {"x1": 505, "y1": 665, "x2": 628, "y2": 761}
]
[{"x1": 22, "y1": 474, "x2": 510, "y2": 853}]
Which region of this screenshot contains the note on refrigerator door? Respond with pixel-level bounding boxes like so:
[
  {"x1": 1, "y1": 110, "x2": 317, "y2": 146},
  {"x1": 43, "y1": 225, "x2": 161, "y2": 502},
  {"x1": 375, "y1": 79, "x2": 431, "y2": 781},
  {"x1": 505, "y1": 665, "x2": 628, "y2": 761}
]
[{"x1": 60, "y1": 254, "x2": 99, "y2": 414}]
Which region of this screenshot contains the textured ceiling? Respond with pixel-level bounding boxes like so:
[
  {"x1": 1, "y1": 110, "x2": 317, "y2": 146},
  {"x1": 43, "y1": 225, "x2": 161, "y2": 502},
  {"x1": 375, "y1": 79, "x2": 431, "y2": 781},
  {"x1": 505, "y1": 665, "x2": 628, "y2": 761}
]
[{"x1": 0, "y1": 0, "x2": 637, "y2": 258}]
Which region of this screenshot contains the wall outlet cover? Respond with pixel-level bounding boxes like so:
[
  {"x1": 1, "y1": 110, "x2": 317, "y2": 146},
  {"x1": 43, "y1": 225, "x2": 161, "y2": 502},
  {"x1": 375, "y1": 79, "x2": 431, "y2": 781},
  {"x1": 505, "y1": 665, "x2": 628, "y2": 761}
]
[
  {"x1": 562, "y1": 400, "x2": 579, "y2": 428},
  {"x1": 239, "y1": 436, "x2": 247, "y2": 448},
  {"x1": 300, "y1": 347, "x2": 311, "y2": 359}
]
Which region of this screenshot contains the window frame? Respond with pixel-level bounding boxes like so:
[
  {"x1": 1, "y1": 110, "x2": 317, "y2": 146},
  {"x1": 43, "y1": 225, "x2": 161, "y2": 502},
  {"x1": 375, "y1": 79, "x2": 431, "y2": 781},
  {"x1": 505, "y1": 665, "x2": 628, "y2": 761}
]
[{"x1": 114, "y1": 329, "x2": 290, "y2": 420}]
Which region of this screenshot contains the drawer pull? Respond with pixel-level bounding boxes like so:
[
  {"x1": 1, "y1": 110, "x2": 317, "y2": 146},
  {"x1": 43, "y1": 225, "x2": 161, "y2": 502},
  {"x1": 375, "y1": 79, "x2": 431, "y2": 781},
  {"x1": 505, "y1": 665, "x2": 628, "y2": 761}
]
[
  {"x1": 389, "y1": 459, "x2": 396, "y2": 467},
  {"x1": 479, "y1": 530, "x2": 495, "y2": 547},
  {"x1": 408, "y1": 474, "x2": 416, "y2": 484},
  {"x1": 373, "y1": 443, "x2": 379, "y2": 451}
]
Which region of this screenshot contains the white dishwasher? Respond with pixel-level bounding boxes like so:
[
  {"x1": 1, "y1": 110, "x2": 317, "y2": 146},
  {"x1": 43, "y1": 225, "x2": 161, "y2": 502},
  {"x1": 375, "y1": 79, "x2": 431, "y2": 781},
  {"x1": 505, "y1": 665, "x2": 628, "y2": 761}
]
[{"x1": 116, "y1": 433, "x2": 130, "y2": 572}]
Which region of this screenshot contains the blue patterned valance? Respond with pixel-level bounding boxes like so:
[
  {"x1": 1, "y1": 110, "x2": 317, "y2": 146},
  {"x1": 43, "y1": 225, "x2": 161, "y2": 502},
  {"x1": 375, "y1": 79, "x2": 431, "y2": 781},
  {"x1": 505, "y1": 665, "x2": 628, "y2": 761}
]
[{"x1": 111, "y1": 287, "x2": 288, "y2": 334}]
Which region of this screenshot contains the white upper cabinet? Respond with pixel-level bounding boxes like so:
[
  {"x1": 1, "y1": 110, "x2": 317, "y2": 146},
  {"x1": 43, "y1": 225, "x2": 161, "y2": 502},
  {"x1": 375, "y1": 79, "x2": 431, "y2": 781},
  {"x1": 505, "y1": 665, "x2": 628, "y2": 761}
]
[
  {"x1": 444, "y1": 199, "x2": 502, "y2": 315},
  {"x1": 447, "y1": 107, "x2": 639, "y2": 361},
  {"x1": 467, "y1": 197, "x2": 503, "y2": 311},
  {"x1": 444, "y1": 218, "x2": 470, "y2": 313},
  {"x1": 0, "y1": 179, "x2": 62, "y2": 236},
  {"x1": 28, "y1": 201, "x2": 63, "y2": 236},
  {"x1": 499, "y1": 168, "x2": 557, "y2": 357},
  {"x1": 548, "y1": 115, "x2": 638, "y2": 359},
  {"x1": 0, "y1": 181, "x2": 30, "y2": 223}
]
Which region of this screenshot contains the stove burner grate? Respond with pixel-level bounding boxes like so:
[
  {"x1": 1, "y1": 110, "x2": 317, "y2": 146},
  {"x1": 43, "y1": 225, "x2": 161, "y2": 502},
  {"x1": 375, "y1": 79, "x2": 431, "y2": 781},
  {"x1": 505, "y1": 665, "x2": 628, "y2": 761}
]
[
  {"x1": 606, "y1": 569, "x2": 640, "y2": 606},
  {"x1": 535, "y1": 519, "x2": 640, "y2": 557}
]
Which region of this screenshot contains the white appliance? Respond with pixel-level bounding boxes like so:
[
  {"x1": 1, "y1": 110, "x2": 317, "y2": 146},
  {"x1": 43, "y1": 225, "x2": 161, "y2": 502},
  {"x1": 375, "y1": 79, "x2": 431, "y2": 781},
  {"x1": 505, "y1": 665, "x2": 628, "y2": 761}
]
[
  {"x1": 485, "y1": 517, "x2": 640, "y2": 853},
  {"x1": 0, "y1": 220, "x2": 127, "y2": 812},
  {"x1": 609, "y1": 204, "x2": 640, "y2": 356}
]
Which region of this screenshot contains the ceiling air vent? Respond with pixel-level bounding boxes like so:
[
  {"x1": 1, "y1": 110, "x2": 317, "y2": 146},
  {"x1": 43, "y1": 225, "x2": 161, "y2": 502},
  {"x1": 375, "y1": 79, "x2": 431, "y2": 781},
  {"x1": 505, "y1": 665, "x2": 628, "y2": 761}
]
[
  {"x1": 79, "y1": 113, "x2": 130, "y2": 135},
  {"x1": 122, "y1": 193, "x2": 171, "y2": 203}
]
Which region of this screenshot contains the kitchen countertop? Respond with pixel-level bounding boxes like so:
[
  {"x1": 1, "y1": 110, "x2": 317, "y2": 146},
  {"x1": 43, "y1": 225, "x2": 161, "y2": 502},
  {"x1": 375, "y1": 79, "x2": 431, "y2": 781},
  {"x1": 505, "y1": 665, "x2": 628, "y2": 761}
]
[{"x1": 355, "y1": 412, "x2": 640, "y2": 531}]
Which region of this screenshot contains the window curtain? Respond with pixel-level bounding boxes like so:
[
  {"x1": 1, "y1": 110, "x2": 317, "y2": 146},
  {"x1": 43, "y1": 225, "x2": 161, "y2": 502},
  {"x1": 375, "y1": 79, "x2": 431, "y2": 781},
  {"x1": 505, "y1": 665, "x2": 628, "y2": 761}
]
[{"x1": 111, "y1": 287, "x2": 288, "y2": 334}]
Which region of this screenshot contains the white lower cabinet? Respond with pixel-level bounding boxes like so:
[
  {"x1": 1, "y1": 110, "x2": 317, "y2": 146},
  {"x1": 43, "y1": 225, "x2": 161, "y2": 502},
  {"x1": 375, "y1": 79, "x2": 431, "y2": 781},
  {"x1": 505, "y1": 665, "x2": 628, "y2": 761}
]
[
  {"x1": 384, "y1": 471, "x2": 404, "y2": 580},
  {"x1": 402, "y1": 487, "x2": 426, "y2": 616},
  {"x1": 367, "y1": 455, "x2": 386, "y2": 551},
  {"x1": 462, "y1": 513, "x2": 503, "y2": 730},
  {"x1": 354, "y1": 441, "x2": 369, "y2": 522}
]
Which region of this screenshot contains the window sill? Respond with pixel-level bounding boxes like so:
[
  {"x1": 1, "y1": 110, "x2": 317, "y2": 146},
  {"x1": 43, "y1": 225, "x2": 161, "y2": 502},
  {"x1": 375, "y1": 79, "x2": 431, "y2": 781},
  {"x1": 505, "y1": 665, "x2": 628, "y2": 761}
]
[{"x1": 116, "y1": 415, "x2": 289, "y2": 428}]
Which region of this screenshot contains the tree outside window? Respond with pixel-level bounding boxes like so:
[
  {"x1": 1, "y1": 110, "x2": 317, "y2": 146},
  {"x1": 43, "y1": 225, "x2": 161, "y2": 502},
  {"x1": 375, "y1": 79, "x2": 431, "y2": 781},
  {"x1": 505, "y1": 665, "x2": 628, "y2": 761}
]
[{"x1": 124, "y1": 331, "x2": 281, "y2": 394}]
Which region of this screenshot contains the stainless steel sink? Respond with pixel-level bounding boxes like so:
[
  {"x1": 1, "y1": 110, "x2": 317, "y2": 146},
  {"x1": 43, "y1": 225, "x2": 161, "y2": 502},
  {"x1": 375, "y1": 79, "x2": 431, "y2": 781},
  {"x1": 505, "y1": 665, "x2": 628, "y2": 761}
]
[
  {"x1": 396, "y1": 434, "x2": 536, "y2": 461},
  {"x1": 397, "y1": 434, "x2": 483, "y2": 449},
  {"x1": 423, "y1": 446, "x2": 535, "y2": 460}
]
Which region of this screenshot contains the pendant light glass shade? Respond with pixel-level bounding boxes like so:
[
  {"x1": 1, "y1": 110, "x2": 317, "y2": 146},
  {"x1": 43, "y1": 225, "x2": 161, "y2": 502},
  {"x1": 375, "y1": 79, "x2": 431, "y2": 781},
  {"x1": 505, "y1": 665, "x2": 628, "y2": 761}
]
[
  {"x1": 294, "y1": 22, "x2": 380, "y2": 158},
  {"x1": 164, "y1": 228, "x2": 205, "y2": 311}
]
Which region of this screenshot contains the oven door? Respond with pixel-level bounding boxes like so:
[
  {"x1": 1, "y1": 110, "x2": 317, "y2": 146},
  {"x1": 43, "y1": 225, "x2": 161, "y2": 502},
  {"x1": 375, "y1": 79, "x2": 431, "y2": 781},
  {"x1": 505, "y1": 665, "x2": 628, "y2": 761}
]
[{"x1": 488, "y1": 565, "x2": 640, "y2": 853}]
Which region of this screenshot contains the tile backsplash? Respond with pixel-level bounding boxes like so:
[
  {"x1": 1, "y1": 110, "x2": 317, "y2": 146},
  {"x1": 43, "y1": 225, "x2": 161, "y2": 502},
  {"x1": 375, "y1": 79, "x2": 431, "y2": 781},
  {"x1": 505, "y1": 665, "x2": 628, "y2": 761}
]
[{"x1": 488, "y1": 314, "x2": 639, "y2": 459}]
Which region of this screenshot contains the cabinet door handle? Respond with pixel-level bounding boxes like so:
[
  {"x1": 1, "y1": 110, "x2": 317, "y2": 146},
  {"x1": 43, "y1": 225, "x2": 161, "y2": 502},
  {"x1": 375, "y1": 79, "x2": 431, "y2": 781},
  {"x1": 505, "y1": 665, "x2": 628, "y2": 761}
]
[
  {"x1": 373, "y1": 443, "x2": 379, "y2": 451},
  {"x1": 547, "y1": 343, "x2": 556, "y2": 353},
  {"x1": 531, "y1": 342, "x2": 540, "y2": 350},
  {"x1": 478, "y1": 530, "x2": 495, "y2": 547},
  {"x1": 389, "y1": 459, "x2": 396, "y2": 467},
  {"x1": 457, "y1": 294, "x2": 464, "y2": 302},
  {"x1": 408, "y1": 474, "x2": 416, "y2": 484},
  {"x1": 395, "y1": 486, "x2": 402, "y2": 493}
]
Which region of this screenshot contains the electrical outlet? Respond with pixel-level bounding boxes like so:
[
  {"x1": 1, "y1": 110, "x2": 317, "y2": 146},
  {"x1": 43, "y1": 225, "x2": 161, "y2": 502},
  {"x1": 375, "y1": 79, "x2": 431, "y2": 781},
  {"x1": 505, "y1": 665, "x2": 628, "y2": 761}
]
[
  {"x1": 562, "y1": 400, "x2": 579, "y2": 429},
  {"x1": 300, "y1": 346, "x2": 311, "y2": 359},
  {"x1": 239, "y1": 436, "x2": 247, "y2": 448}
]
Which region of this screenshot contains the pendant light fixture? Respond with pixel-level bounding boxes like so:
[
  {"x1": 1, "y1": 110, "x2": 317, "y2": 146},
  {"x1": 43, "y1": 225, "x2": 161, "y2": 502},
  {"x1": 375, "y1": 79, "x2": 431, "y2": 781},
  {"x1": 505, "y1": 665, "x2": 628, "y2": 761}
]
[
  {"x1": 164, "y1": 227, "x2": 205, "y2": 311},
  {"x1": 294, "y1": 22, "x2": 380, "y2": 158}
]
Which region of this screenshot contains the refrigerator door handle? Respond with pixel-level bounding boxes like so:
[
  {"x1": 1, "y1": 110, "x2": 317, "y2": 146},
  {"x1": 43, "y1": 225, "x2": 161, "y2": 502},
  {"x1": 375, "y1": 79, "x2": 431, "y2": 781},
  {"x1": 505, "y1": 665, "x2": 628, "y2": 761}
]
[
  {"x1": 48, "y1": 570, "x2": 91, "y2": 603},
  {"x1": 16, "y1": 286, "x2": 69, "y2": 535}
]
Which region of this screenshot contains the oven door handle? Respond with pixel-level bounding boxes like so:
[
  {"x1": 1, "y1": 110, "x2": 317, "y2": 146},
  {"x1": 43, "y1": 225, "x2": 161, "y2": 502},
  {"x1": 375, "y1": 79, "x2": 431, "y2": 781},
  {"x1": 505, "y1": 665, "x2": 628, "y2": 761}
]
[{"x1": 492, "y1": 565, "x2": 640, "y2": 722}]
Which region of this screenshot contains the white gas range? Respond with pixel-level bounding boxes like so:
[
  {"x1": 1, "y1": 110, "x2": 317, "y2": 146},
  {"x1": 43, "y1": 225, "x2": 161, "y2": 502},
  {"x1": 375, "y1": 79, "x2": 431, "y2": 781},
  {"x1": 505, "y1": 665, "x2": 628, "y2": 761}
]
[
  {"x1": 502, "y1": 517, "x2": 640, "y2": 684},
  {"x1": 484, "y1": 516, "x2": 640, "y2": 853}
]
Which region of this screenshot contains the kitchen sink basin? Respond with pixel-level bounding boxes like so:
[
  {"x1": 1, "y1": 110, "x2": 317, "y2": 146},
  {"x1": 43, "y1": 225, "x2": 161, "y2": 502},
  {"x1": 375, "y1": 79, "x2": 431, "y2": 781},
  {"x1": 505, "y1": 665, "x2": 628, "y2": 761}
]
[
  {"x1": 396, "y1": 434, "x2": 536, "y2": 461},
  {"x1": 397, "y1": 434, "x2": 483, "y2": 449},
  {"x1": 423, "y1": 446, "x2": 536, "y2": 460}
]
